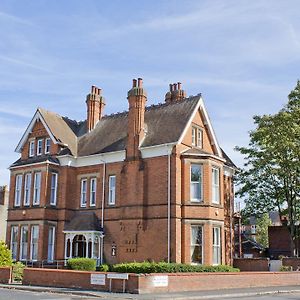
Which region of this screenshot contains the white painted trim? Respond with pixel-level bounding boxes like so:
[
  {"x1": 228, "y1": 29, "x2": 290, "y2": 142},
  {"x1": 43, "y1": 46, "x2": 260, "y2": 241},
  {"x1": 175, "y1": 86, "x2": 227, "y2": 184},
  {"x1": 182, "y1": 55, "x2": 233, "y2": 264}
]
[
  {"x1": 184, "y1": 219, "x2": 224, "y2": 225},
  {"x1": 177, "y1": 96, "x2": 223, "y2": 158},
  {"x1": 181, "y1": 150, "x2": 226, "y2": 163},
  {"x1": 224, "y1": 166, "x2": 236, "y2": 177},
  {"x1": 141, "y1": 143, "x2": 174, "y2": 158},
  {"x1": 15, "y1": 109, "x2": 59, "y2": 153},
  {"x1": 9, "y1": 160, "x2": 60, "y2": 170},
  {"x1": 57, "y1": 150, "x2": 126, "y2": 167}
]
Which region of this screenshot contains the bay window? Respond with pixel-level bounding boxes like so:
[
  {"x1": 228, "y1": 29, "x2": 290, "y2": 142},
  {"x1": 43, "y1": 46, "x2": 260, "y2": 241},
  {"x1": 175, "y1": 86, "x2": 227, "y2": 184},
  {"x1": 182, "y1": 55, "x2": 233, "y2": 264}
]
[
  {"x1": 190, "y1": 164, "x2": 202, "y2": 202},
  {"x1": 213, "y1": 227, "x2": 221, "y2": 265},
  {"x1": 30, "y1": 225, "x2": 39, "y2": 261},
  {"x1": 191, "y1": 225, "x2": 203, "y2": 264},
  {"x1": 212, "y1": 167, "x2": 220, "y2": 204}
]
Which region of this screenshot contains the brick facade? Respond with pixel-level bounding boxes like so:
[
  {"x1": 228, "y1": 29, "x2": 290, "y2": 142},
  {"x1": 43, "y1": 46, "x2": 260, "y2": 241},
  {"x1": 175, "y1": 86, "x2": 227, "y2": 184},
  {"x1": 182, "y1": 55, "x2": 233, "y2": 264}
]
[{"x1": 6, "y1": 79, "x2": 235, "y2": 266}]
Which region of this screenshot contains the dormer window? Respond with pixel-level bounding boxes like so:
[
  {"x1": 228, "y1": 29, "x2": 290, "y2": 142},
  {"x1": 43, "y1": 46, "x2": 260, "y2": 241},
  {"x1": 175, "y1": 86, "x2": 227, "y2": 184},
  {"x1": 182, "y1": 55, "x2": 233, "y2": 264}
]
[
  {"x1": 45, "y1": 138, "x2": 51, "y2": 154},
  {"x1": 29, "y1": 140, "x2": 35, "y2": 157},
  {"x1": 192, "y1": 126, "x2": 203, "y2": 148},
  {"x1": 37, "y1": 139, "x2": 43, "y2": 156}
]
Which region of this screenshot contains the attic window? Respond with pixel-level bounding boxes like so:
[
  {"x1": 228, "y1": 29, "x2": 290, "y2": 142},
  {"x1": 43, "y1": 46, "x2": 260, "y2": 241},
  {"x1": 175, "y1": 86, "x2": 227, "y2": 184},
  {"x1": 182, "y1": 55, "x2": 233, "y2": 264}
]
[
  {"x1": 45, "y1": 138, "x2": 51, "y2": 154},
  {"x1": 37, "y1": 139, "x2": 43, "y2": 156},
  {"x1": 192, "y1": 126, "x2": 203, "y2": 148},
  {"x1": 29, "y1": 140, "x2": 35, "y2": 157}
]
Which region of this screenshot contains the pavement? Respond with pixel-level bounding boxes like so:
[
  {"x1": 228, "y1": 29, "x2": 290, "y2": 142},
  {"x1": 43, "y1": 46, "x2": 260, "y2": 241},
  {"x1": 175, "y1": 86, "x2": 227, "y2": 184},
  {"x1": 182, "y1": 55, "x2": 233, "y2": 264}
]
[{"x1": 1, "y1": 283, "x2": 300, "y2": 299}]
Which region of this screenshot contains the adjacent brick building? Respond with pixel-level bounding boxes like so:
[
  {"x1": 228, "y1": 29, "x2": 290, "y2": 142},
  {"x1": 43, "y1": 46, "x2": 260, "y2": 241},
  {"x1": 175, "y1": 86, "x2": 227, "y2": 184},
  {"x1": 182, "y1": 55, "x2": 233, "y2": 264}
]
[
  {"x1": 0, "y1": 186, "x2": 8, "y2": 241},
  {"x1": 6, "y1": 79, "x2": 236, "y2": 266}
]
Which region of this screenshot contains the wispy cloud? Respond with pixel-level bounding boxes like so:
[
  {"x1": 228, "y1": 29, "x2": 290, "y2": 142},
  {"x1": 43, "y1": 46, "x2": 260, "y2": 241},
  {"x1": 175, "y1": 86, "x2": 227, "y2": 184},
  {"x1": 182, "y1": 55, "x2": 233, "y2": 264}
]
[{"x1": 0, "y1": 10, "x2": 32, "y2": 26}]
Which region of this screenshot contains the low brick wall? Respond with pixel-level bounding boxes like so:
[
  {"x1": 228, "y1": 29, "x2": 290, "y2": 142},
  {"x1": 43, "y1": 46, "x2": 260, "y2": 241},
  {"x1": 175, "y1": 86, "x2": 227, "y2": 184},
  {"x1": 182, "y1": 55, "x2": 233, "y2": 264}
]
[
  {"x1": 282, "y1": 258, "x2": 300, "y2": 270},
  {"x1": 0, "y1": 267, "x2": 11, "y2": 284},
  {"x1": 23, "y1": 268, "x2": 300, "y2": 294},
  {"x1": 233, "y1": 258, "x2": 269, "y2": 271}
]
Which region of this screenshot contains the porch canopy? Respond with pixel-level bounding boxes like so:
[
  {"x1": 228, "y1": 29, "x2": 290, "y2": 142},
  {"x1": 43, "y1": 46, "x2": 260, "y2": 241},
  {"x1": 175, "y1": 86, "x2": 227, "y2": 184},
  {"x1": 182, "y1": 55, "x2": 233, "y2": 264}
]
[{"x1": 63, "y1": 211, "x2": 104, "y2": 265}]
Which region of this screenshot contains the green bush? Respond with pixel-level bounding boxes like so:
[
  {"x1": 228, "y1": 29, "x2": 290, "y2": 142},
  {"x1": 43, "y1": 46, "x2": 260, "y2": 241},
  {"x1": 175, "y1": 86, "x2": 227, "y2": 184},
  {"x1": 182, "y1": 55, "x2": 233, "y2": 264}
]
[
  {"x1": 111, "y1": 262, "x2": 239, "y2": 274},
  {"x1": 67, "y1": 258, "x2": 96, "y2": 271},
  {"x1": 12, "y1": 262, "x2": 25, "y2": 282},
  {"x1": 97, "y1": 264, "x2": 110, "y2": 272},
  {"x1": 0, "y1": 241, "x2": 12, "y2": 267},
  {"x1": 280, "y1": 265, "x2": 293, "y2": 272}
]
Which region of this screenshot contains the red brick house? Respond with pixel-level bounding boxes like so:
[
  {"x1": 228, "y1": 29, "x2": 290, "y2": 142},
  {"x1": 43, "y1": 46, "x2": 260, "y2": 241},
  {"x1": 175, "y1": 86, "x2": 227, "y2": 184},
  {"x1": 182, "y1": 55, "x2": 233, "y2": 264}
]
[{"x1": 6, "y1": 79, "x2": 236, "y2": 266}]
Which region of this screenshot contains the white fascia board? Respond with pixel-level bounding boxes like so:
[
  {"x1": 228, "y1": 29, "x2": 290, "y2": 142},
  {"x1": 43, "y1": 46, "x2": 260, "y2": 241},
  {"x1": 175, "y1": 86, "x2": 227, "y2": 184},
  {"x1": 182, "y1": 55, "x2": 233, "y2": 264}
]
[
  {"x1": 58, "y1": 150, "x2": 126, "y2": 167},
  {"x1": 15, "y1": 109, "x2": 58, "y2": 153},
  {"x1": 141, "y1": 143, "x2": 175, "y2": 158},
  {"x1": 177, "y1": 96, "x2": 222, "y2": 158},
  {"x1": 181, "y1": 151, "x2": 226, "y2": 163},
  {"x1": 224, "y1": 165, "x2": 236, "y2": 177},
  {"x1": 9, "y1": 160, "x2": 60, "y2": 170}
]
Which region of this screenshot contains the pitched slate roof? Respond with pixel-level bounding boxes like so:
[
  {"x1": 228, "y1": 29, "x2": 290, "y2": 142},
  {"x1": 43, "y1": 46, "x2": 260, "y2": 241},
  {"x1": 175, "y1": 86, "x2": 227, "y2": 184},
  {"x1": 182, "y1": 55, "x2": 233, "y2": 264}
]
[
  {"x1": 11, "y1": 155, "x2": 60, "y2": 168},
  {"x1": 64, "y1": 211, "x2": 102, "y2": 232},
  {"x1": 78, "y1": 95, "x2": 200, "y2": 156}
]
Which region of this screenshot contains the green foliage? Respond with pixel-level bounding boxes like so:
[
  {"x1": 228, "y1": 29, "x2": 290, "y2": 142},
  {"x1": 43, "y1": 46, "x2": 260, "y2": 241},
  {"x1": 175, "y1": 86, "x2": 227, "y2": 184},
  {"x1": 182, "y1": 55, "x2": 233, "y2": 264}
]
[
  {"x1": 279, "y1": 265, "x2": 292, "y2": 272},
  {"x1": 67, "y1": 258, "x2": 96, "y2": 271},
  {"x1": 256, "y1": 213, "x2": 272, "y2": 248},
  {"x1": 0, "y1": 241, "x2": 12, "y2": 267},
  {"x1": 110, "y1": 262, "x2": 239, "y2": 273},
  {"x1": 97, "y1": 264, "x2": 110, "y2": 272},
  {"x1": 12, "y1": 262, "x2": 25, "y2": 282},
  {"x1": 235, "y1": 81, "x2": 300, "y2": 254}
]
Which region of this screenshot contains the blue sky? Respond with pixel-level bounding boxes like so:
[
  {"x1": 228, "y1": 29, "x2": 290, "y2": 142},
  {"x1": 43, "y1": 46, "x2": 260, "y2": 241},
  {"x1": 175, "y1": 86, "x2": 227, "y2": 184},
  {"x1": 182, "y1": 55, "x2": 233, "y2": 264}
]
[{"x1": 0, "y1": 0, "x2": 300, "y2": 186}]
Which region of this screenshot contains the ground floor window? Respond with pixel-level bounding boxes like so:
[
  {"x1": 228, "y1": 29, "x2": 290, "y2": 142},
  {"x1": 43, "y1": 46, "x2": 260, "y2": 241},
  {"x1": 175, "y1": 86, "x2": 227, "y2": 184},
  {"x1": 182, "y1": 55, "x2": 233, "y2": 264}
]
[
  {"x1": 30, "y1": 225, "x2": 39, "y2": 261},
  {"x1": 10, "y1": 226, "x2": 18, "y2": 260},
  {"x1": 20, "y1": 226, "x2": 28, "y2": 261},
  {"x1": 47, "y1": 226, "x2": 55, "y2": 262},
  {"x1": 213, "y1": 227, "x2": 221, "y2": 265},
  {"x1": 190, "y1": 225, "x2": 203, "y2": 264}
]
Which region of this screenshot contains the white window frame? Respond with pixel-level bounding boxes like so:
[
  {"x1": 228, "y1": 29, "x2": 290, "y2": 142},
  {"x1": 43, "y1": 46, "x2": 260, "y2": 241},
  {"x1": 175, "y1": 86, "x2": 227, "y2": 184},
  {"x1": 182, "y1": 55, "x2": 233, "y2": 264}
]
[
  {"x1": 192, "y1": 127, "x2": 196, "y2": 146},
  {"x1": 33, "y1": 172, "x2": 41, "y2": 205},
  {"x1": 20, "y1": 225, "x2": 28, "y2": 261},
  {"x1": 80, "y1": 179, "x2": 87, "y2": 207},
  {"x1": 108, "y1": 175, "x2": 116, "y2": 205},
  {"x1": 29, "y1": 140, "x2": 35, "y2": 157},
  {"x1": 47, "y1": 226, "x2": 55, "y2": 262},
  {"x1": 90, "y1": 178, "x2": 97, "y2": 207},
  {"x1": 23, "y1": 173, "x2": 31, "y2": 206},
  {"x1": 37, "y1": 139, "x2": 43, "y2": 156},
  {"x1": 30, "y1": 225, "x2": 39, "y2": 261},
  {"x1": 14, "y1": 174, "x2": 23, "y2": 207},
  {"x1": 190, "y1": 164, "x2": 202, "y2": 202},
  {"x1": 10, "y1": 226, "x2": 18, "y2": 260},
  {"x1": 50, "y1": 173, "x2": 58, "y2": 205},
  {"x1": 212, "y1": 167, "x2": 220, "y2": 204},
  {"x1": 45, "y1": 138, "x2": 51, "y2": 154},
  {"x1": 190, "y1": 225, "x2": 203, "y2": 264},
  {"x1": 197, "y1": 128, "x2": 203, "y2": 148},
  {"x1": 213, "y1": 227, "x2": 221, "y2": 265}
]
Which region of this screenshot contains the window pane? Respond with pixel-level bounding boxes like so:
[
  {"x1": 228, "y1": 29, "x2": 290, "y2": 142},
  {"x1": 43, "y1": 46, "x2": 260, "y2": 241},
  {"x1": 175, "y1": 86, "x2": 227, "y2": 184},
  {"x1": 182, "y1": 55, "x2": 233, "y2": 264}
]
[
  {"x1": 48, "y1": 227, "x2": 55, "y2": 262},
  {"x1": 191, "y1": 165, "x2": 201, "y2": 182},
  {"x1": 20, "y1": 226, "x2": 28, "y2": 260},
  {"x1": 50, "y1": 173, "x2": 58, "y2": 205},
  {"x1": 11, "y1": 226, "x2": 18, "y2": 260},
  {"x1": 191, "y1": 226, "x2": 203, "y2": 264}
]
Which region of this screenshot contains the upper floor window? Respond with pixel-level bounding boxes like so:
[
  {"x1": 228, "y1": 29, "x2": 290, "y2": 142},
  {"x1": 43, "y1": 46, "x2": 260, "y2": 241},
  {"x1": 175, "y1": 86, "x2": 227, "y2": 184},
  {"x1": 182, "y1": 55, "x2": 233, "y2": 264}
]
[
  {"x1": 50, "y1": 173, "x2": 58, "y2": 205},
  {"x1": 33, "y1": 172, "x2": 41, "y2": 205},
  {"x1": 191, "y1": 225, "x2": 203, "y2": 264},
  {"x1": 212, "y1": 227, "x2": 221, "y2": 265},
  {"x1": 14, "y1": 174, "x2": 23, "y2": 207},
  {"x1": 45, "y1": 138, "x2": 51, "y2": 154},
  {"x1": 80, "y1": 179, "x2": 87, "y2": 207},
  {"x1": 10, "y1": 226, "x2": 18, "y2": 260},
  {"x1": 192, "y1": 126, "x2": 203, "y2": 148},
  {"x1": 29, "y1": 140, "x2": 35, "y2": 157},
  {"x1": 190, "y1": 164, "x2": 202, "y2": 202},
  {"x1": 212, "y1": 167, "x2": 220, "y2": 204},
  {"x1": 24, "y1": 173, "x2": 31, "y2": 206},
  {"x1": 90, "y1": 178, "x2": 97, "y2": 206},
  {"x1": 108, "y1": 175, "x2": 116, "y2": 205},
  {"x1": 37, "y1": 139, "x2": 43, "y2": 156}
]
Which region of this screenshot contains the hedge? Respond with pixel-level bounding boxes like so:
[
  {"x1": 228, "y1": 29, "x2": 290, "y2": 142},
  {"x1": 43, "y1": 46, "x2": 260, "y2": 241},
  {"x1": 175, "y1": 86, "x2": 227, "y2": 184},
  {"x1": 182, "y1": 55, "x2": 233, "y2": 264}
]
[
  {"x1": 67, "y1": 258, "x2": 96, "y2": 271},
  {"x1": 110, "y1": 262, "x2": 239, "y2": 273}
]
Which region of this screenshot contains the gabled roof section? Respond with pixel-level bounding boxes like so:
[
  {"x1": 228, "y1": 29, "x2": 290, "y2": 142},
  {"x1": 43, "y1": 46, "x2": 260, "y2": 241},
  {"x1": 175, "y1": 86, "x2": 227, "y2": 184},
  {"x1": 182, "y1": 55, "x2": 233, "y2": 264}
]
[{"x1": 15, "y1": 108, "x2": 80, "y2": 155}]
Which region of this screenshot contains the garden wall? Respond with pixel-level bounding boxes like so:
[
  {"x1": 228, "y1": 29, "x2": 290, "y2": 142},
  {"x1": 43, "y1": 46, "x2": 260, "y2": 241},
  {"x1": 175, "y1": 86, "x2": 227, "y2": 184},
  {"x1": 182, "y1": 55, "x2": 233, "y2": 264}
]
[
  {"x1": 233, "y1": 258, "x2": 269, "y2": 271},
  {"x1": 23, "y1": 268, "x2": 300, "y2": 294},
  {"x1": 0, "y1": 267, "x2": 11, "y2": 284},
  {"x1": 282, "y1": 257, "x2": 300, "y2": 270}
]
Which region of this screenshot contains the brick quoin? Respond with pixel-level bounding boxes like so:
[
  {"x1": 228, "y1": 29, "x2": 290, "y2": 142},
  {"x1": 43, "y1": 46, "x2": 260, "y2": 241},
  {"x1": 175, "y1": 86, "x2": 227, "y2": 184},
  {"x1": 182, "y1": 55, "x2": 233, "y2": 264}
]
[{"x1": 7, "y1": 79, "x2": 236, "y2": 266}]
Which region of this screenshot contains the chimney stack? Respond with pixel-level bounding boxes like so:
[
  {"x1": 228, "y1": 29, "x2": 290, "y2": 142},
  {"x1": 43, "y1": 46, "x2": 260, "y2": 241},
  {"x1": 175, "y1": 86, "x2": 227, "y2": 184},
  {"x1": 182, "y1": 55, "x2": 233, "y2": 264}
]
[
  {"x1": 126, "y1": 78, "x2": 147, "y2": 159},
  {"x1": 86, "y1": 85, "x2": 105, "y2": 132},
  {"x1": 165, "y1": 82, "x2": 187, "y2": 103}
]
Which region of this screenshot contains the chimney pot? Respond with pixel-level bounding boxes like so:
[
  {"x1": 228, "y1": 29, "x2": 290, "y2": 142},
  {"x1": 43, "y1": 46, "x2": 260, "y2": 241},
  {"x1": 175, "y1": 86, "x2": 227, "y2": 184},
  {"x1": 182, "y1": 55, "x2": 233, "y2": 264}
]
[
  {"x1": 169, "y1": 84, "x2": 173, "y2": 92},
  {"x1": 178, "y1": 82, "x2": 181, "y2": 90},
  {"x1": 138, "y1": 78, "x2": 143, "y2": 88},
  {"x1": 173, "y1": 83, "x2": 177, "y2": 90},
  {"x1": 133, "y1": 79, "x2": 137, "y2": 88}
]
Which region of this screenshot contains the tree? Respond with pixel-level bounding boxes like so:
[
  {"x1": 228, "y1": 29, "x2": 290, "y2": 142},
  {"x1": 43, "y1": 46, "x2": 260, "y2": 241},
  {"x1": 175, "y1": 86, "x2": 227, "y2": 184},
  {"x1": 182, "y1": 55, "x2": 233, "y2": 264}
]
[
  {"x1": 0, "y1": 241, "x2": 12, "y2": 267},
  {"x1": 256, "y1": 213, "x2": 272, "y2": 248},
  {"x1": 236, "y1": 81, "x2": 300, "y2": 255}
]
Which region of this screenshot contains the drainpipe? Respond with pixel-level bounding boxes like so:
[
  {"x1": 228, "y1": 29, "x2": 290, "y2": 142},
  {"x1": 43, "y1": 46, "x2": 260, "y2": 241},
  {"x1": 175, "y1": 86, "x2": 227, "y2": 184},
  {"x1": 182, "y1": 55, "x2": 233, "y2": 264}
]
[
  {"x1": 167, "y1": 146, "x2": 172, "y2": 263},
  {"x1": 100, "y1": 158, "x2": 106, "y2": 265}
]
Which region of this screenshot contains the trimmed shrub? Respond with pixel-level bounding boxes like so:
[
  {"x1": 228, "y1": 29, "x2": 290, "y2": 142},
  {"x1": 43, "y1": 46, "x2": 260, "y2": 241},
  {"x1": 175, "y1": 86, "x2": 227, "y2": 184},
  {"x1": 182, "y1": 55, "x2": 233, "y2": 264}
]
[
  {"x1": 67, "y1": 258, "x2": 96, "y2": 271},
  {"x1": 97, "y1": 264, "x2": 110, "y2": 272},
  {"x1": 0, "y1": 241, "x2": 12, "y2": 267},
  {"x1": 111, "y1": 262, "x2": 239, "y2": 274},
  {"x1": 280, "y1": 265, "x2": 293, "y2": 272},
  {"x1": 12, "y1": 262, "x2": 25, "y2": 282}
]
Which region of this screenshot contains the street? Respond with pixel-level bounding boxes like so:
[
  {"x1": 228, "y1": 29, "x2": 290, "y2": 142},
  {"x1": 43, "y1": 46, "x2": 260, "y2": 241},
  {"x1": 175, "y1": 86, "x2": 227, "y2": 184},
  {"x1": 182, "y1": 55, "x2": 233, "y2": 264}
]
[{"x1": 1, "y1": 288, "x2": 300, "y2": 300}]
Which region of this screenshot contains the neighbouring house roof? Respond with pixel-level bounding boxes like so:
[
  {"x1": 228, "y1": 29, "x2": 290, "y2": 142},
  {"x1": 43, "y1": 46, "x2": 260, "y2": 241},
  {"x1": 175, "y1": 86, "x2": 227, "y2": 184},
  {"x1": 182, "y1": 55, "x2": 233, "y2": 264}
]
[
  {"x1": 10, "y1": 155, "x2": 60, "y2": 168},
  {"x1": 64, "y1": 211, "x2": 102, "y2": 232}
]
